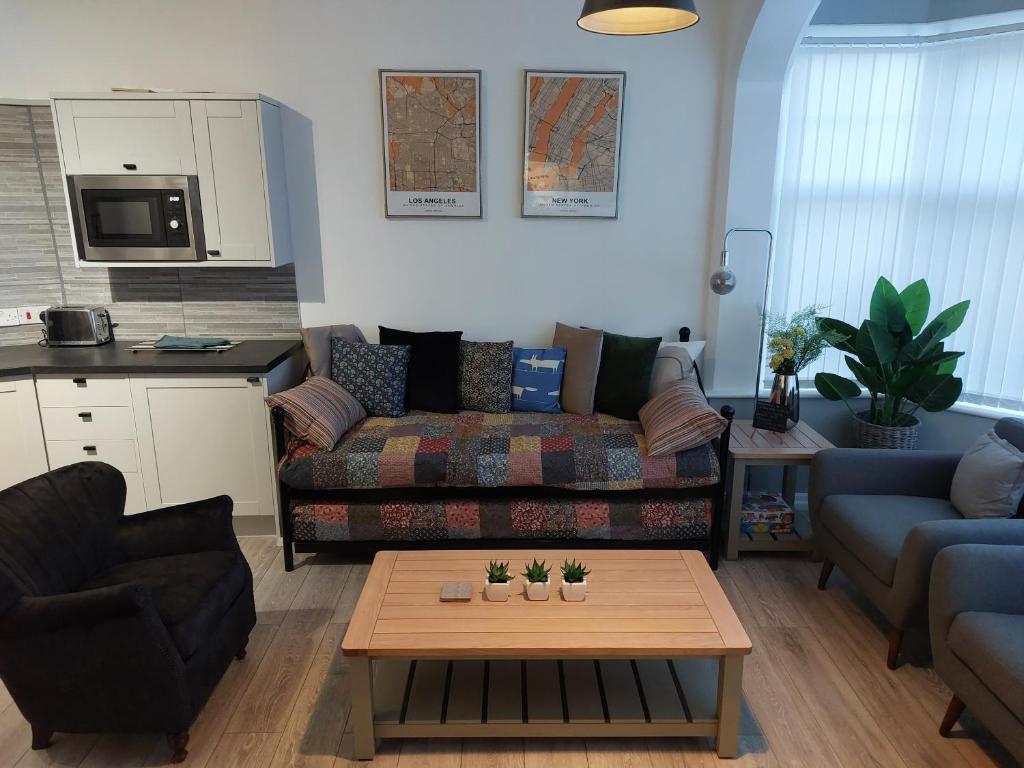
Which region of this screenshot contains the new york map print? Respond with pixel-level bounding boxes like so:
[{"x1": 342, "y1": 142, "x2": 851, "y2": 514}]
[
  {"x1": 381, "y1": 71, "x2": 481, "y2": 217},
  {"x1": 522, "y1": 71, "x2": 624, "y2": 217}
]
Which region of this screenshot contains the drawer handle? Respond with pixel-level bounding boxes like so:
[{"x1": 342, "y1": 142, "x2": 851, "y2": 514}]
[
  {"x1": 78, "y1": 411, "x2": 93, "y2": 421},
  {"x1": 82, "y1": 445, "x2": 97, "y2": 453},
  {"x1": 207, "y1": 250, "x2": 221, "y2": 257},
  {"x1": 246, "y1": 377, "x2": 260, "y2": 384},
  {"x1": 72, "y1": 377, "x2": 87, "y2": 386},
  {"x1": 123, "y1": 163, "x2": 137, "y2": 170}
]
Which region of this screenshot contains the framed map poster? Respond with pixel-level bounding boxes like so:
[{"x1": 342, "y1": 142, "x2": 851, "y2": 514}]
[
  {"x1": 379, "y1": 69, "x2": 482, "y2": 218},
  {"x1": 522, "y1": 70, "x2": 625, "y2": 218}
]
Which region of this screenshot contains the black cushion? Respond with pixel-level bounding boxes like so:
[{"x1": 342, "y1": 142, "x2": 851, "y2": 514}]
[
  {"x1": 79, "y1": 551, "x2": 248, "y2": 659},
  {"x1": 378, "y1": 326, "x2": 463, "y2": 413},
  {"x1": 594, "y1": 332, "x2": 661, "y2": 420}
]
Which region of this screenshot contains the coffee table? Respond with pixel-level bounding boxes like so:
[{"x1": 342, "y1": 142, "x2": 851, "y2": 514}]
[{"x1": 341, "y1": 548, "x2": 752, "y2": 759}]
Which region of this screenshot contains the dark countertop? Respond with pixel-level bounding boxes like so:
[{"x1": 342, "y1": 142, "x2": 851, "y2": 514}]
[{"x1": 0, "y1": 339, "x2": 303, "y2": 377}]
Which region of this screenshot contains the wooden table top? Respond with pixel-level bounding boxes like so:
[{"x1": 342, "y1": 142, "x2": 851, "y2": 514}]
[
  {"x1": 728, "y1": 419, "x2": 834, "y2": 460},
  {"x1": 341, "y1": 549, "x2": 752, "y2": 659}
]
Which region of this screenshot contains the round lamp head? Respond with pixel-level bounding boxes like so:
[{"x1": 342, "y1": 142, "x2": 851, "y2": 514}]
[
  {"x1": 709, "y1": 268, "x2": 736, "y2": 295},
  {"x1": 578, "y1": 0, "x2": 699, "y2": 35}
]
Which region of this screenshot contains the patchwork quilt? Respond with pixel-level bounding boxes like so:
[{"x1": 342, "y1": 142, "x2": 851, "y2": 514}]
[
  {"x1": 291, "y1": 496, "x2": 713, "y2": 542},
  {"x1": 279, "y1": 411, "x2": 720, "y2": 492}
]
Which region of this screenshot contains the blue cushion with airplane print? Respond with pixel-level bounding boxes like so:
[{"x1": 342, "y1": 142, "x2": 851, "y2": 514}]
[{"x1": 511, "y1": 347, "x2": 567, "y2": 413}]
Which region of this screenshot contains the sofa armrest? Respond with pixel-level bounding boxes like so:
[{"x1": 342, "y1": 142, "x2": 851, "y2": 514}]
[
  {"x1": 930, "y1": 543, "x2": 1024, "y2": 646},
  {"x1": 891, "y1": 519, "x2": 1024, "y2": 627},
  {"x1": 0, "y1": 583, "x2": 153, "y2": 638},
  {"x1": 115, "y1": 495, "x2": 237, "y2": 562}
]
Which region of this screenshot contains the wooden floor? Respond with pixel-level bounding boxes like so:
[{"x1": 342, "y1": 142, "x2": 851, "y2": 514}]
[{"x1": 0, "y1": 538, "x2": 1018, "y2": 768}]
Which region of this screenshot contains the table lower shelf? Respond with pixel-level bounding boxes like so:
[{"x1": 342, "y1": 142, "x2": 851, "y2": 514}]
[{"x1": 738, "y1": 507, "x2": 814, "y2": 553}]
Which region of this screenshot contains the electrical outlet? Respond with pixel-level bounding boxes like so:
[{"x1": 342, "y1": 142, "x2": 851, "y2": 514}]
[
  {"x1": 0, "y1": 308, "x2": 19, "y2": 328},
  {"x1": 17, "y1": 305, "x2": 49, "y2": 325}
]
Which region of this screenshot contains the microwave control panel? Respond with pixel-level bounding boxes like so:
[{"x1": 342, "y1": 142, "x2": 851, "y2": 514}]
[{"x1": 163, "y1": 191, "x2": 190, "y2": 247}]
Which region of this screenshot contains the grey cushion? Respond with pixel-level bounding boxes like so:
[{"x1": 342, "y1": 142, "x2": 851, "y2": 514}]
[
  {"x1": 948, "y1": 611, "x2": 1024, "y2": 720},
  {"x1": 552, "y1": 323, "x2": 603, "y2": 416},
  {"x1": 300, "y1": 324, "x2": 367, "y2": 378},
  {"x1": 951, "y1": 430, "x2": 1024, "y2": 519},
  {"x1": 820, "y1": 494, "x2": 961, "y2": 585}
]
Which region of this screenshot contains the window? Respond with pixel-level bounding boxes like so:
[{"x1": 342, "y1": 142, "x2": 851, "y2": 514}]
[{"x1": 771, "y1": 29, "x2": 1024, "y2": 412}]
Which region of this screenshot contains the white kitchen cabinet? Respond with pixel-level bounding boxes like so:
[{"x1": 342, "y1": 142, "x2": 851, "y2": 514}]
[
  {"x1": 0, "y1": 376, "x2": 48, "y2": 490},
  {"x1": 130, "y1": 376, "x2": 278, "y2": 518},
  {"x1": 52, "y1": 99, "x2": 196, "y2": 175}
]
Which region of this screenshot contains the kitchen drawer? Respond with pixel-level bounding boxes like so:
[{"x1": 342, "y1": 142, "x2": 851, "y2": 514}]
[
  {"x1": 36, "y1": 375, "x2": 131, "y2": 408},
  {"x1": 123, "y1": 472, "x2": 146, "y2": 515},
  {"x1": 46, "y1": 439, "x2": 139, "y2": 474},
  {"x1": 40, "y1": 406, "x2": 136, "y2": 440}
]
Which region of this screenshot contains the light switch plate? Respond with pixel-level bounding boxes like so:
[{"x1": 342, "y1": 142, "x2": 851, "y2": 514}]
[{"x1": 17, "y1": 305, "x2": 49, "y2": 325}]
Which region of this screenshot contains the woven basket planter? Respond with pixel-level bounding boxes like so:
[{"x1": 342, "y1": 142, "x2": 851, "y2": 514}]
[{"x1": 853, "y1": 412, "x2": 919, "y2": 449}]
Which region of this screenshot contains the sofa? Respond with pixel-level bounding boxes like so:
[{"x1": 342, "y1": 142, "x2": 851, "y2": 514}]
[
  {"x1": 930, "y1": 544, "x2": 1024, "y2": 763},
  {"x1": 270, "y1": 327, "x2": 734, "y2": 571},
  {"x1": 0, "y1": 462, "x2": 255, "y2": 763},
  {"x1": 811, "y1": 417, "x2": 1024, "y2": 668}
]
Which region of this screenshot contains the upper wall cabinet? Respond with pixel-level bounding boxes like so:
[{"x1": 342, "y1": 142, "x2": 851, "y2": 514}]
[{"x1": 50, "y1": 93, "x2": 292, "y2": 268}]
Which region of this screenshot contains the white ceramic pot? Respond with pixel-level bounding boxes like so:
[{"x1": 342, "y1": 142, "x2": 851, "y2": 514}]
[
  {"x1": 484, "y1": 581, "x2": 511, "y2": 602},
  {"x1": 525, "y1": 581, "x2": 550, "y2": 601},
  {"x1": 561, "y1": 579, "x2": 587, "y2": 602}
]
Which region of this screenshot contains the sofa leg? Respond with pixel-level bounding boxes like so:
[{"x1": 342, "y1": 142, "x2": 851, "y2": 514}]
[
  {"x1": 886, "y1": 627, "x2": 904, "y2": 670},
  {"x1": 283, "y1": 541, "x2": 294, "y2": 572},
  {"x1": 817, "y1": 559, "x2": 835, "y2": 590},
  {"x1": 30, "y1": 725, "x2": 53, "y2": 750},
  {"x1": 940, "y1": 694, "x2": 965, "y2": 737},
  {"x1": 236, "y1": 640, "x2": 248, "y2": 660},
  {"x1": 167, "y1": 731, "x2": 189, "y2": 763}
]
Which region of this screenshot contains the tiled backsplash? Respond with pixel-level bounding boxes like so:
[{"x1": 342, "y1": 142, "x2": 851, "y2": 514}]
[{"x1": 0, "y1": 104, "x2": 301, "y2": 346}]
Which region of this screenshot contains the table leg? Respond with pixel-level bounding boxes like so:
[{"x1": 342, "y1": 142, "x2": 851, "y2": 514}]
[
  {"x1": 716, "y1": 655, "x2": 743, "y2": 758},
  {"x1": 726, "y1": 459, "x2": 746, "y2": 560},
  {"x1": 782, "y1": 464, "x2": 797, "y2": 507},
  {"x1": 350, "y1": 656, "x2": 376, "y2": 760}
]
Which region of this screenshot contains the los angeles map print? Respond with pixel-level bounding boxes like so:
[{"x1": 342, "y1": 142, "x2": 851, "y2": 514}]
[
  {"x1": 380, "y1": 70, "x2": 481, "y2": 218},
  {"x1": 522, "y1": 70, "x2": 625, "y2": 218}
]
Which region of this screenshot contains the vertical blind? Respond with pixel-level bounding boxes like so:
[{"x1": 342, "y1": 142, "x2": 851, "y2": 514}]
[{"x1": 771, "y1": 30, "x2": 1024, "y2": 411}]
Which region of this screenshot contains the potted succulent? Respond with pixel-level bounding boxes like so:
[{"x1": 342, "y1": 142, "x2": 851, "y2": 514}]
[
  {"x1": 521, "y1": 559, "x2": 552, "y2": 601},
  {"x1": 560, "y1": 559, "x2": 590, "y2": 602},
  {"x1": 815, "y1": 277, "x2": 969, "y2": 449},
  {"x1": 484, "y1": 560, "x2": 513, "y2": 602}
]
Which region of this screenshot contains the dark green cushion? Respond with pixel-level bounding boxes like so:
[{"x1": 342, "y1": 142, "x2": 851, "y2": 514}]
[{"x1": 594, "y1": 332, "x2": 661, "y2": 420}]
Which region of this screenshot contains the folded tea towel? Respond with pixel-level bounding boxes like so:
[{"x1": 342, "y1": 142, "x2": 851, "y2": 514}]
[{"x1": 153, "y1": 335, "x2": 231, "y2": 349}]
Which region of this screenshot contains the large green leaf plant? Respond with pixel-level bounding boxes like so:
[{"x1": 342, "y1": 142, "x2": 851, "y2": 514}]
[{"x1": 813, "y1": 277, "x2": 969, "y2": 428}]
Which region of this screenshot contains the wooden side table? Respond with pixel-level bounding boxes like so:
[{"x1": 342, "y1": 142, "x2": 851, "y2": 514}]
[{"x1": 725, "y1": 420, "x2": 834, "y2": 560}]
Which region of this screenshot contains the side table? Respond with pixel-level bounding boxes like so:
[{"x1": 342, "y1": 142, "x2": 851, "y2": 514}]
[{"x1": 725, "y1": 419, "x2": 834, "y2": 560}]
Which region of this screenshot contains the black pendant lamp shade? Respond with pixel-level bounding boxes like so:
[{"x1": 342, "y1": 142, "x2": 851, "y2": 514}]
[{"x1": 577, "y1": 0, "x2": 699, "y2": 35}]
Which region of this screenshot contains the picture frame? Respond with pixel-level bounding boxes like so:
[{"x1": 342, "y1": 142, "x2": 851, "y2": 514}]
[
  {"x1": 379, "y1": 69, "x2": 482, "y2": 218},
  {"x1": 521, "y1": 69, "x2": 626, "y2": 219}
]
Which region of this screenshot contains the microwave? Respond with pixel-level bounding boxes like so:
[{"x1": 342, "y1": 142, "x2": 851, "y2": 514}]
[{"x1": 67, "y1": 175, "x2": 206, "y2": 262}]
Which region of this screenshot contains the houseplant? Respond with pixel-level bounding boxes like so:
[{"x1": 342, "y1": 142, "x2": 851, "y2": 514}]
[
  {"x1": 521, "y1": 559, "x2": 552, "y2": 601},
  {"x1": 484, "y1": 560, "x2": 513, "y2": 602},
  {"x1": 560, "y1": 559, "x2": 590, "y2": 602},
  {"x1": 763, "y1": 305, "x2": 845, "y2": 428},
  {"x1": 814, "y1": 277, "x2": 969, "y2": 449}
]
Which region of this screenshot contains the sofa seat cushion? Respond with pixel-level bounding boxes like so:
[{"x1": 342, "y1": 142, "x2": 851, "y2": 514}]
[
  {"x1": 948, "y1": 611, "x2": 1024, "y2": 720},
  {"x1": 79, "y1": 551, "x2": 248, "y2": 660},
  {"x1": 279, "y1": 411, "x2": 720, "y2": 492},
  {"x1": 291, "y1": 496, "x2": 713, "y2": 542},
  {"x1": 820, "y1": 494, "x2": 961, "y2": 586}
]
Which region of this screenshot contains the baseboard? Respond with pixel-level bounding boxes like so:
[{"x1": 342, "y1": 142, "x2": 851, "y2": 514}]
[{"x1": 234, "y1": 515, "x2": 277, "y2": 536}]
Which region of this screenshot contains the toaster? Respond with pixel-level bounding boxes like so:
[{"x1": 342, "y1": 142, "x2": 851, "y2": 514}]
[{"x1": 40, "y1": 306, "x2": 115, "y2": 347}]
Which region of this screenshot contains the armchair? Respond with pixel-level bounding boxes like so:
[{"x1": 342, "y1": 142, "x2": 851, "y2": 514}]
[
  {"x1": 810, "y1": 417, "x2": 1024, "y2": 669},
  {"x1": 0, "y1": 462, "x2": 255, "y2": 763},
  {"x1": 930, "y1": 544, "x2": 1024, "y2": 763}
]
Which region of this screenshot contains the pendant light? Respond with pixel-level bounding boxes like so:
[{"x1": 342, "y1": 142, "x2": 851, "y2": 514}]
[{"x1": 577, "y1": 0, "x2": 699, "y2": 35}]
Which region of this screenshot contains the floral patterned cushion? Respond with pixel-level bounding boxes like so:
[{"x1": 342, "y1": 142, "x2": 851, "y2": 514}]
[
  {"x1": 458, "y1": 340, "x2": 514, "y2": 413},
  {"x1": 330, "y1": 339, "x2": 410, "y2": 417}
]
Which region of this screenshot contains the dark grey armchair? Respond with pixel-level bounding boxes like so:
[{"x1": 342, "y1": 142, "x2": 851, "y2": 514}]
[
  {"x1": 811, "y1": 417, "x2": 1024, "y2": 669},
  {"x1": 0, "y1": 462, "x2": 256, "y2": 763},
  {"x1": 930, "y1": 544, "x2": 1024, "y2": 764}
]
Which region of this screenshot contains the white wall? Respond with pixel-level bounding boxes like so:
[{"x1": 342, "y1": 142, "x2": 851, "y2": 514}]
[{"x1": 0, "y1": 0, "x2": 747, "y2": 346}]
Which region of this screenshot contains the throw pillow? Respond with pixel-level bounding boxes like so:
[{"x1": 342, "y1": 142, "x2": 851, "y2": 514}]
[
  {"x1": 552, "y1": 322, "x2": 603, "y2": 415},
  {"x1": 264, "y1": 376, "x2": 366, "y2": 451},
  {"x1": 594, "y1": 331, "x2": 662, "y2": 420},
  {"x1": 300, "y1": 324, "x2": 367, "y2": 378},
  {"x1": 950, "y1": 430, "x2": 1024, "y2": 518},
  {"x1": 378, "y1": 327, "x2": 463, "y2": 413},
  {"x1": 639, "y1": 378, "x2": 728, "y2": 457},
  {"x1": 649, "y1": 343, "x2": 697, "y2": 398},
  {"x1": 330, "y1": 338, "x2": 410, "y2": 417},
  {"x1": 511, "y1": 348, "x2": 567, "y2": 413},
  {"x1": 459, "y1": 340, "x2": 514, "y2": 413}
]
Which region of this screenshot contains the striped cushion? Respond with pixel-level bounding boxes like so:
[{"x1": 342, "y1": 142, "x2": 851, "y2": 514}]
[
  {"x1": 265, "y1": 376, "x2": 366, "y2": 451},
  {"x1": 639, "y1": 378, "x2": 727, "y2": 457}
]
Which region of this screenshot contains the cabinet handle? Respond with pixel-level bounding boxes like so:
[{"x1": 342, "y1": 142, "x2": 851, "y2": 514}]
[
  {"x1": 72, "y1": 377, "x2": 87, "y2": 386},
  {"x1": 246, "y1": 377, "x2": 260, "y2": 384},
  {"x1": 82, "y1": 445, "x2": 97, "y2": 453},
  {"x1": 123, "y1": 163, "x2": 137, "y2": 170},
  {"x1": 78, "y1": 411, "x2": 92, "y2": 420},
  {"x1": 207, "y1": 250, "x2": 221, "y2": 256}
]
